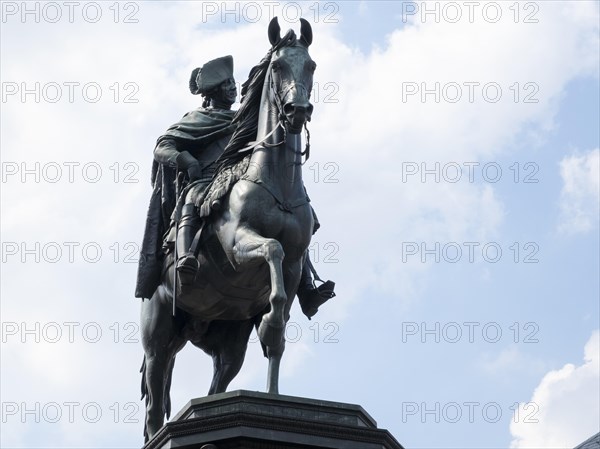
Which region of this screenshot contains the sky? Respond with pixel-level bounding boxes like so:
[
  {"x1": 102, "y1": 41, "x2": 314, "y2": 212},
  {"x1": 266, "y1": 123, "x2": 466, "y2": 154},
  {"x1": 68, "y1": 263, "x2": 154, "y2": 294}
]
[{"x1": 1, "y1": 1, "x2": 599, "y2": 448}]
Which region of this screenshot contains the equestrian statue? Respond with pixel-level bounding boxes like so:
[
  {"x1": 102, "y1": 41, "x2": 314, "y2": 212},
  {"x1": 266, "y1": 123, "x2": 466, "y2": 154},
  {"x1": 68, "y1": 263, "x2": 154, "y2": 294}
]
[{"x1": 135, "y1": 17, "x2": 335, "y2": 442}]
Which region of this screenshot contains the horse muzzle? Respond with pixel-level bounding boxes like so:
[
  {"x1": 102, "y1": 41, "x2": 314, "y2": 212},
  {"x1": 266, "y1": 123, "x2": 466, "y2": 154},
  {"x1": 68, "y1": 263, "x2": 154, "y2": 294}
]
[{"x1": 283, "y1": 101, "x2": 313, "y2": 134}]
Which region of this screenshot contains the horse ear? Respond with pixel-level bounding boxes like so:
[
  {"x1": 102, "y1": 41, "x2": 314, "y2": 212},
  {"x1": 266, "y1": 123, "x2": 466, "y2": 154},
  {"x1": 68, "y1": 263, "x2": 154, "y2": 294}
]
[
  {"x1": 299, "y1": 18, "x2": 312, "y2": 47},
  {"x1": 268, "y1": 17, "x2": 281, "y2": 46}
]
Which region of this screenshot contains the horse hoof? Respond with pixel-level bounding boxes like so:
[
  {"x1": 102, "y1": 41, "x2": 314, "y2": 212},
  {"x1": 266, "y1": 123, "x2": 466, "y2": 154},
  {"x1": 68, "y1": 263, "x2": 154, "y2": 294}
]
[{"x1": 258, "y1": 319, "x2": 284, "y2": 347}]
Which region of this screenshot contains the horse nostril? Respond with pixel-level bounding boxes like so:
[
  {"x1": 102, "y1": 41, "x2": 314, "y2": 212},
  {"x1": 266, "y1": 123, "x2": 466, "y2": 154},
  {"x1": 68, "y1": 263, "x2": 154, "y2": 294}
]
[
  {"x1": 283, "y1": 103, "x2": 294, "y2": 115},
  {"x1": 283, "y1": 102, "x2": 311, "y2": 117}
]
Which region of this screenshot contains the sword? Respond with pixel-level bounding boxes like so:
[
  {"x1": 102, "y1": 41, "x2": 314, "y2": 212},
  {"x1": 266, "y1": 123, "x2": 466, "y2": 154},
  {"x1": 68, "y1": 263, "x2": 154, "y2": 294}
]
[{"x1": 173, "y1": 171, "x2": 183, "y2": 316}]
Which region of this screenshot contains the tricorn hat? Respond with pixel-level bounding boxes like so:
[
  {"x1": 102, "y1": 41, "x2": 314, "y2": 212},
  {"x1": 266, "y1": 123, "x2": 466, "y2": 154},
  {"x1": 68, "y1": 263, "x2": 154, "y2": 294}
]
[{"x1": 189, "y1": 55, "x2": 234, "y2": 95}]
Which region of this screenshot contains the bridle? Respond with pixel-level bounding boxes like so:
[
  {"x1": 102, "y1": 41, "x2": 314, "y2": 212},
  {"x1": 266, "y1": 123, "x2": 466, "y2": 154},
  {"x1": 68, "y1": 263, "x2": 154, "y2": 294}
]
[
  {"x1": 235, "y1": 52, "x2": 313, "y2": 163},
  {"x1": 264, "y1": 60, "x2": 312, "y2": 163}
]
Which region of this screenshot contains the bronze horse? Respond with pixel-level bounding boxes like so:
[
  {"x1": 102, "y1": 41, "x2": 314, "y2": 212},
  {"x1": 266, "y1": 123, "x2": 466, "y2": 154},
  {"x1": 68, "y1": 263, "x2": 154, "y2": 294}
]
[{"x1": 140, "y1": 18, "x2": 318, "y2": 441}]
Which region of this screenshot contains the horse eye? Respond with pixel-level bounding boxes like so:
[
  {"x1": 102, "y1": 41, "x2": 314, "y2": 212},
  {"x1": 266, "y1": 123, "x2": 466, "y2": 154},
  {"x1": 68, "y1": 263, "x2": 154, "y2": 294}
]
[
  {"x1": 272, "y1": 62, "x2": 280, "y2": 72},
  {"x1": 308, "y1": 62, "x2": 316, "y2": 73}
]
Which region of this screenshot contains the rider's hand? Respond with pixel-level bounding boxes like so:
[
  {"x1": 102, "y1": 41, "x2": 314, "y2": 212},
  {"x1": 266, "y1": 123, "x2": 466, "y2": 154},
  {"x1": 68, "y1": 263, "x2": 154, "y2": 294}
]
[
  {"x1": 176, "y1": 151, "x2": 201, "y2": 182},
  {"x1": 186, "y1": 163, "x2": 202, "y2": 182}
]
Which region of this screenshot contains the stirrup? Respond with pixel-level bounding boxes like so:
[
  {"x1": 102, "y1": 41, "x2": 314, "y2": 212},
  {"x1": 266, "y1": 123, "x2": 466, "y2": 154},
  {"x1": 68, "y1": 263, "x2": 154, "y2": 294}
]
[{"x1": 298, "y1": 279, "x2": 336, "y2": 320}]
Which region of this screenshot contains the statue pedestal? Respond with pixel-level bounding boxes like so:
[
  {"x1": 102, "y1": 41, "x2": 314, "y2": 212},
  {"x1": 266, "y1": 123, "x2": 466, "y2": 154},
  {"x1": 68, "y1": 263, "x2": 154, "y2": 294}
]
[{"x1": 143, "y1": 390, "x2": 404, "y2": 449}]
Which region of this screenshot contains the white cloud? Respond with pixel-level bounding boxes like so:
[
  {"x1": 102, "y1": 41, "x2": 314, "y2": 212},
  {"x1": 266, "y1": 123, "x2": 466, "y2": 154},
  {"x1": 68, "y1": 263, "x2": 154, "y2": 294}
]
[
  {"x1": 510, "y1": 330, "x2": 600, "y2": 448},
  {"x1": 558, "y1": 149, "x2": 600, "y2": 234},
  {"x1": 479, "y1": 345, "x2": 547, "y2": 380},
  {"x1": 305, "y1": 1, "x2": 598, "y2": 314}
]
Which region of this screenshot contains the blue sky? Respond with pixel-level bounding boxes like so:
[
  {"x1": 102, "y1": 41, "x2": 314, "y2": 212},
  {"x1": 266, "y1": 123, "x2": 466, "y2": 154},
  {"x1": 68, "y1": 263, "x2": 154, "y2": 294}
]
[{"x1": 1, "y1": 1, "x2": 599, "y2": 448}]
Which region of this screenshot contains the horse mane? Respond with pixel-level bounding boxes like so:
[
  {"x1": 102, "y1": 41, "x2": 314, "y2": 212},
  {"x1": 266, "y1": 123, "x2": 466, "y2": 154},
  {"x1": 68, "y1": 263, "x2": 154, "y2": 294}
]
[{"x1": 216, "y1": 29, "x2": 299, "y2": 168}]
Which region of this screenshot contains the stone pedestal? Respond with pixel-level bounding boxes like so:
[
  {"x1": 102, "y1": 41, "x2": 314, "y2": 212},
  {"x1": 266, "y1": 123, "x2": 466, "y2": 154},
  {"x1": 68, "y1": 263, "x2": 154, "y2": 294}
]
[{"x1": 143, "y1": 390, "x2": 404, "y2": 449}]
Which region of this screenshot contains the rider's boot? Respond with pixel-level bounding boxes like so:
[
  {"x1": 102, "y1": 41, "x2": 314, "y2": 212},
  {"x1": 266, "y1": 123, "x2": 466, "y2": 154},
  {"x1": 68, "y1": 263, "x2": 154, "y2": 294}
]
[
  {"x1": 296, "y1": 255, "x2": 336, "y2": 319},
  {"x1": 176, "y1": 203, "x2": 201, "y2": 285}
]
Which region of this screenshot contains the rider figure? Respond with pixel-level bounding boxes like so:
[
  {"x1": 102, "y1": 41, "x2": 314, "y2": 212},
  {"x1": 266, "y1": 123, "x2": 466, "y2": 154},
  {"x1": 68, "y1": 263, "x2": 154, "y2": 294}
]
[{"x1": 136, "y1": 55, "x2": 334, "y2": 318}]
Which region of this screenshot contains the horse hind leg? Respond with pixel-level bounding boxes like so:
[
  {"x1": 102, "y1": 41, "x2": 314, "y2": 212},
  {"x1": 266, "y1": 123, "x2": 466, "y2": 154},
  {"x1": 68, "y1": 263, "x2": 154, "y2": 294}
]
[
  {"x1": 203, "y1": 319, "x2": 256, "y2": 395},
  {"x1": 140, "y1": 287, "x2": 186, "y2": 442}
]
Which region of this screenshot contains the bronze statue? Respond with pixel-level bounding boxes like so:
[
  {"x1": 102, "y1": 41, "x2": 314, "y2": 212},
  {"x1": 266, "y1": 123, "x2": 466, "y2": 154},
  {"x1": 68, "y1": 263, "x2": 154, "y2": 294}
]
[{"x1": 137, "y1": 17, "x2": 335, "y2": 442}]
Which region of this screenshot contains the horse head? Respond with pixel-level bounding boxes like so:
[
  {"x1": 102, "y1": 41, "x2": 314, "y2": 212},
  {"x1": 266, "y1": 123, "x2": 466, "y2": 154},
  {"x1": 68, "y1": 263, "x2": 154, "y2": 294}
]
[{"x1": 267, "y1": 17, "x2": 315, "y2": 134}]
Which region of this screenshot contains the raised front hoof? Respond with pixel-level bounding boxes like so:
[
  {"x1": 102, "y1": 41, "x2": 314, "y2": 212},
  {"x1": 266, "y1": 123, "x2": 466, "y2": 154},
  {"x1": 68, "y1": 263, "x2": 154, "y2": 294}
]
[
  {"x1": 258, "y1": 318, "x2": 285, "y2": 347},
  {"x1": 176, "y1": 255, "x2": 199, "y2": 285},
  {"x1": 298, "y1": 280, "x2": 336, "y2": 319}
]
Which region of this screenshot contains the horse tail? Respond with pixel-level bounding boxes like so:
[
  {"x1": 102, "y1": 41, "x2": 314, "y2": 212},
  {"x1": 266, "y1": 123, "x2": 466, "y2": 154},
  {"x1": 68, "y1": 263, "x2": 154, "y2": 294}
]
[
  {"x1": 140, "y1": 355, "x2": 147, "y2": 400},
  {"x1": 140, "y1": 353, "x2": 174, "y2": 439},
  {"x1": 140, "y1": 355, "x2": 149, "y2": 440},
  {"x1": 164, "y1": 357, "x2": 175, "y2": 419}
]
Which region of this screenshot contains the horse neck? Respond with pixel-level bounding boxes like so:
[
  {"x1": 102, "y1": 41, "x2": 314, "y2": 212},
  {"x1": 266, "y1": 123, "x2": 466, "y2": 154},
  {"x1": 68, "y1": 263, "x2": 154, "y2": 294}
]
[{"x1": 250, "y1": 78, "x2": 304, "y2": 198}]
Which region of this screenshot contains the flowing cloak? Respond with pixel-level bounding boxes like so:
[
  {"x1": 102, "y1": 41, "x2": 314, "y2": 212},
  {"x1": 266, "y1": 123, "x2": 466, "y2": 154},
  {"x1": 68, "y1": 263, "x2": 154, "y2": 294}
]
[{"x1": 135, "y1": 107, "x2": 236, "y2": 299}]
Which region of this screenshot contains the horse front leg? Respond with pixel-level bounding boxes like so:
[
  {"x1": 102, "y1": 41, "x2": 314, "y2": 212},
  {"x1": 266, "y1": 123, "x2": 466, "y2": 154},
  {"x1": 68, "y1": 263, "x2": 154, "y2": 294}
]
[
  {"x1": 233, "y1": 227, "x2": 287, "y2": 393},
  {"x1": 264, "y1": 260, "x2": 303, "y2": 393}
]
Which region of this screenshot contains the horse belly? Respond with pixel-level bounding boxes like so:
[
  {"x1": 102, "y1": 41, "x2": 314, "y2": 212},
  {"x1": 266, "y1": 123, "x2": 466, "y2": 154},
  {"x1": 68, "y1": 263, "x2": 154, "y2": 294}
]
[{"x1": 177, "y1": 282, "x2": 270, "y2": 321}]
